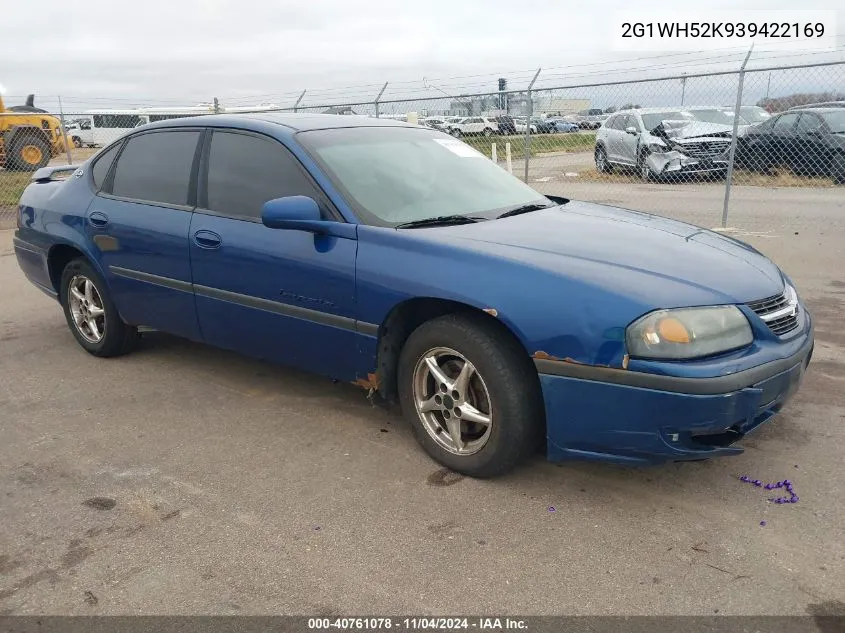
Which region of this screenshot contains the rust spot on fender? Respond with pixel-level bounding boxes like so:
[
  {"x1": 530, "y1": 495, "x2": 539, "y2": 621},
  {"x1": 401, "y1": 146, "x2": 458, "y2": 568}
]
[
  {"x1": 483, "y1": 308, "x2": 498, "y2": 317},
  {"x1": 532, "y1": 350, "x2": 560, "y2": 361},
  {"x1": 352, "y1": 372, "x2": 380, "y2": 391}
]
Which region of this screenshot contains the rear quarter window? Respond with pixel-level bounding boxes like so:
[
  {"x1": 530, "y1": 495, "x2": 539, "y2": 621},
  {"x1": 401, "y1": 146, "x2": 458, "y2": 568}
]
[{"x1": 91, "y1": 143, "x2": 121, "y2": 190}]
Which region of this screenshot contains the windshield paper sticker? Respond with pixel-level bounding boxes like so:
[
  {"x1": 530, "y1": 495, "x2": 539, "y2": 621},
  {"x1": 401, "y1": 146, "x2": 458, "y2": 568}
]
[{"x1": 433, "y1": 138, "x2": 485, "y2": 158}]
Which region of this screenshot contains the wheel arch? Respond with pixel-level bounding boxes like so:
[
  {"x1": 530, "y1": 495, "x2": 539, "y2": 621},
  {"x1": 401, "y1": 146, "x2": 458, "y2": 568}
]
[
  {"x1": 46, "y1": 241, "x2": 108, "y2": 295},
  {"x1": 373, "y1": 297, "x2": 536, "y2": 403}
]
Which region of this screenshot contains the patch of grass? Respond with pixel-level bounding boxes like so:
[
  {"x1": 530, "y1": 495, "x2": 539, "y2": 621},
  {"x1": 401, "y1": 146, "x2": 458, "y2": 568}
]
[
  {"x1": 461, "y1": 132, "x2": 596, "y2": 160},
  {"x1": 0, "y1": 170, "x2": 31, "y2": 206},
  {"x1": 569, "y1": 165, "x2": 838, "y2": 188}
]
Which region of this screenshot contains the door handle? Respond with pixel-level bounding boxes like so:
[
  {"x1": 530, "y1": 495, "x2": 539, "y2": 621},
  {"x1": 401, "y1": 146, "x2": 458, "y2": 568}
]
[
  {"x1": 193, "y1": 230, "x2": 222, "y2": 249},
  {"x1": 87, "y1": 211, "x2": 109, "y2": 228}
]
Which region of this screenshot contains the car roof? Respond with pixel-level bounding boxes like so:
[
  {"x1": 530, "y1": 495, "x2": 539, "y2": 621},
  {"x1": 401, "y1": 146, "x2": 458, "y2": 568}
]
[
  {"x1": 782, "y1": 107, "x2": 845, "y2": 114},
  {"x1": 141, "y1": 112, "x2": 417, "y2": 133}
]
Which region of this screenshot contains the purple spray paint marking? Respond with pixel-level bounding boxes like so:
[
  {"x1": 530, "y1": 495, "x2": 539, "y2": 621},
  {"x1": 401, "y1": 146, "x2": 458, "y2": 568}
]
[{"x1": 739, "y1": 476, "x2": 799, "y2": 504}]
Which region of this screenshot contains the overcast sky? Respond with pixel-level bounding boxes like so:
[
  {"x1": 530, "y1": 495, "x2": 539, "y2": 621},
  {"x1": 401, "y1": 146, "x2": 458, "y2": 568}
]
[{"x1": 2, "y1": 0, "x2": 843, "y2": 111}]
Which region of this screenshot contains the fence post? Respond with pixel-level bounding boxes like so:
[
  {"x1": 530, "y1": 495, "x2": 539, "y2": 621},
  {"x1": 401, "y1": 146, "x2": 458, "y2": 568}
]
[
  {"x1": 523, "y1": 68, "x2": 541, "y2": 183},
  {"x1": 294, "y1": 90, "x2": 306, "y2": 113},
  {"x1": 374, "y1": 82, "x2": 388, "y2": 118},
  {"x1": 722, "y1": 47, "x2": 754, "y2": 228},
  {"x1": 213, "y1": 97, "x2": 220, "y2": 114},
  {"x1": 506, "y1": 142, "x2": 513, "y2": 174},
  {"x1": 57, "y1": 95, "x2": 73, "y2": 165},
  {"x1": 491, "y1": 143, "x2": 497, "y2": 163}
]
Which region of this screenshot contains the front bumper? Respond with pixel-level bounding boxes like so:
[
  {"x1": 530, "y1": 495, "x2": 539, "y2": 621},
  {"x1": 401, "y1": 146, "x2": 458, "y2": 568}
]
[
  {"x1": 647, "y1": 151, "x2": 728, "y2": 176},
  {"x1": 537, "y1": 330, "x2": 814, "y2": 465}
]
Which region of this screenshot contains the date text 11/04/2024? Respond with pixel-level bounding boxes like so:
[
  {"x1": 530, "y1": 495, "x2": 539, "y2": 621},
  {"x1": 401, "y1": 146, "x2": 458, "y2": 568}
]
[{"x1": 307, "y1": 617, "x2": 528, "y2": 630}]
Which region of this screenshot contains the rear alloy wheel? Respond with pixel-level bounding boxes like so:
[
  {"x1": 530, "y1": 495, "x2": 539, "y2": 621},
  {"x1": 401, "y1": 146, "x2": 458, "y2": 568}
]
[
  {"x1": 451, "y1": 128, "x2": 462, "y2": 138},
  {"x1": 595, "y1": 145, "x2": 612, "y2": 173},
  {"x1": 72, "y1": 136, "x2": 83, "y2": 148},
  {"x1": 60, "y1": 258, "x2": 137, "y2": 357},
  {"x1": 398, "y1": 313, "x2": 543, "y2": 478},
  {"x1": 482, "y1": 127, "x2": 493, "y2": 137}
]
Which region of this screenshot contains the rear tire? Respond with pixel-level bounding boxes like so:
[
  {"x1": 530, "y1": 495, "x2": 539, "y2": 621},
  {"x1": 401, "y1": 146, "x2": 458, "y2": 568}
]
[
  {"x1": 72, "y1": 136, "x2": 83, "y2": 148},
  {"x1": 482, "y1": 127, "x2": 493, "y2": 137},
  {"x1": 397, "y1": 313, "x2": 543, "y2": 478},
  {"x1": 7, "y1": 134, "x2": 51, "y2": 171},
  {"x1": 60, "y1": 258, "x2": 137, "y2": 357}
]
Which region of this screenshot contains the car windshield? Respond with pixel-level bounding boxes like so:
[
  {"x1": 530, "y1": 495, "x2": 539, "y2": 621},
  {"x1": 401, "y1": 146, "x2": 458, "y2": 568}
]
[
  {"x1": 820, "y1": 110, "x2": 845, "y2": 133},
  {"x1": 298, "y1": 126, "x2": 550, "y2": 227},
  {"x1": 641, "y1": 111, "x2": 696, "y2": 130},
  {"x1": 739, "y1": 107, "x2": 772, "y2": 123},
  {"x1": 688, "y1": 109, "x2": 737, "y2": 125}
]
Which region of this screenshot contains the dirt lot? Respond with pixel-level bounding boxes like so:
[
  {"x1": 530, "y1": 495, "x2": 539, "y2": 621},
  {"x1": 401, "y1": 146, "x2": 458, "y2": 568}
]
[{"x1": 0, "y1": 186, "x2": 843, "y2": 616}]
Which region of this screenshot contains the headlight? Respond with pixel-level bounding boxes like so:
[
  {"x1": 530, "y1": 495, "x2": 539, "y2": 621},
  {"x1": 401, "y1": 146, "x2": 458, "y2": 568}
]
[
  {"x1": 784, "y1": 282, "x2": 798, "y2": 306},
  {"x1": 647, "y1": 142, "x2": 667, "y2": 153},
  {"x1": 626, "y1": 306, "x2": 752, "y2": 360}
]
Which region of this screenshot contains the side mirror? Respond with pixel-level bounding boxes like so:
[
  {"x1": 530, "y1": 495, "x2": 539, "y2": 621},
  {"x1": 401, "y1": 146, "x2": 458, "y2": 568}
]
[
  {"x1": 625, "y1": 126, "x2": 639, "y2": 135},
  {"x1": 261, "y1": 196, "x2": 323, "y2": 231}
]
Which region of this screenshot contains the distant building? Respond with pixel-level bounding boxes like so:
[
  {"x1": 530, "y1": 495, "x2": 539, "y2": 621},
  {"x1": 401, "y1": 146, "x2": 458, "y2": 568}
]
[{"x1": 536, "y1": 98, "x2": 591, "y2": 116}]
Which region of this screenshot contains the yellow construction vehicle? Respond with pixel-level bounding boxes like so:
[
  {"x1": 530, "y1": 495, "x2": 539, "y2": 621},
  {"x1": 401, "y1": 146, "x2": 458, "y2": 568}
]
[{"x1": 0, "y1": 94, "x2": 69, "y2": 171}]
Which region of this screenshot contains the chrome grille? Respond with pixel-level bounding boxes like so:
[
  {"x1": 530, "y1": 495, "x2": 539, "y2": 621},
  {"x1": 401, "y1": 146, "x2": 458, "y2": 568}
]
[
  {"x1": 677, "y1": 140, "x2": 730, "y2": 159},
  {"x1": 747, "y1": 292, "x2": 799, "y2": 336}
]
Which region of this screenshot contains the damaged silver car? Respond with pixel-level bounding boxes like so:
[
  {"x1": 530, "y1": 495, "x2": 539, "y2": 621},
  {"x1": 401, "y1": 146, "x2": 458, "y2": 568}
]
[{"x1": 595, "y1": 108, "x2": 736, "y2": 181}]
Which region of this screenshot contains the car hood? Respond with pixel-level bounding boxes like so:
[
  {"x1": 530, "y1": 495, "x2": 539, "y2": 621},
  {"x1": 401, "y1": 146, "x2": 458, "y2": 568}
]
[
  {"x1": 430, "y1": 201, "x2": 783, "y2": 308},
  {"x1": 654, "y1": 120, "x2": 733, "y2": 140}
]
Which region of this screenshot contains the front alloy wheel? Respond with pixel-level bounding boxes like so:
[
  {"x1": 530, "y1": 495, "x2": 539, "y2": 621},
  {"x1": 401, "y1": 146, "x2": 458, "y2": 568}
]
[
  {"x1": 412, "y1": 347, "x2": 492, "y2": 456},
  {"x1": 397, "y1": 313, "x2": 544, "y2": 477}
]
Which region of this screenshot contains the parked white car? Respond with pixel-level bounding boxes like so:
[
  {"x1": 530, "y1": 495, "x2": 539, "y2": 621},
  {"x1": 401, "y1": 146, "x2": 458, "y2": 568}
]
[
  {"x1": 64, "y1": 119, "x2": 95, "y2": 148},
  {"x1": 446, "y1": 116, "x2": 499, "y2": 137},
  {"x1": 513, "y1": 118, "x2": 538, "y2": 134}
]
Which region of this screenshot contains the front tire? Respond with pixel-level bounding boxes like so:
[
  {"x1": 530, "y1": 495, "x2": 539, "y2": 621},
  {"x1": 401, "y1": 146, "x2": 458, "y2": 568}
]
[
  {"x1": 830, "y1": 154, "x2": 845, "y2": 185},
  {"x1": 639, "y1": 151, "x2": 656, "y2": 181},
  {"x1": 72, "y1": 136, "x2": 83, "y2": 148},
  {"x1": 595, "y1": 145, "x2": 612, "y2": 173},
  {"x1": 60, "y1": 258, "x2": 137, "y2": 357},
  {"x1": 482, "y1": 127, "x2": 493, "y2": 137},
  {"x1": 397, "y1": 314, "x2": 543, "y2": 478}
]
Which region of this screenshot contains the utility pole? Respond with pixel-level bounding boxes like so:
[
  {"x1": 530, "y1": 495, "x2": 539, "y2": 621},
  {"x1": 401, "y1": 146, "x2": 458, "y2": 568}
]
[
  {"x1": 57, "y1": 95, "x2": 73, "y2": 165},
  {"x1": 374, "y1": 82, "x2": 388, "y2": 118},
  {"x1": 765, "y1": 72, "x2": 772, "y2": 99},
  {"x1": 213, "y1": 97, "x2": 219, "y2": 114},
  {"x1": 722, "y1": 46, "x2": 754, "y2": 228},
  {"x1": 293, "y1": 90, "x2": 306, "y2": 113},
  {"x1": 523, "y1": 68, "x2": 541, "y2": 183},
  {"x1": 680, "y1": 74, "x2": 687, "y2": 106}
]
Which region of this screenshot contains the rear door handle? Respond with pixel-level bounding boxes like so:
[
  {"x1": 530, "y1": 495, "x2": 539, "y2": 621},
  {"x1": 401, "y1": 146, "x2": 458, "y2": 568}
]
[
  {"x1": 193, "y1": 229, "x2": 222, "y2": 249},
  {"x1": 87, "y1": 211, "x2": 109, "y2": 228}
]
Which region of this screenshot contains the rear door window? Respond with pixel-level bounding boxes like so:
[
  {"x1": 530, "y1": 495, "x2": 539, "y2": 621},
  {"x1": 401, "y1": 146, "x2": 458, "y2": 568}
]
[{"x1": 110, "y1": 131, "x2": 201, "y2": 206}]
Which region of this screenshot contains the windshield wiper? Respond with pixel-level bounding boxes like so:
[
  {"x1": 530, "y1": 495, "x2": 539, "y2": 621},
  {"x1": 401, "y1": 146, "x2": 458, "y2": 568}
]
[
  {"x1": 395, "y1": 215, "x2": 484, "y2": 229},
  {"x1": 497, "y1": 202, "x2": 556, "y2": 219}
]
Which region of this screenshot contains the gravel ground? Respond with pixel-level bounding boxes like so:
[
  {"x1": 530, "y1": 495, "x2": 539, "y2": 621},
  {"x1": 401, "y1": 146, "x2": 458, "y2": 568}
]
[{"x1": 0, "y1": 184, "x2": 843, "y2": 616}]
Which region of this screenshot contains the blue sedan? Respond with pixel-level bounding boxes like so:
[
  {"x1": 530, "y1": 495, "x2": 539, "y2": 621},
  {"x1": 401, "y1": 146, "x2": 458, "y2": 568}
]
[{"x1": 13, "y1": 114, "x2": 813, "y2": 477}]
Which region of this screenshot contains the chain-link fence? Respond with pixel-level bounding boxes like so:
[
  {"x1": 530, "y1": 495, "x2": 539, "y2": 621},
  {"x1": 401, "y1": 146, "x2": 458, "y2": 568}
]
[{"x1": 2, "y1": 58, "x2": 843, "y2": 230}]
